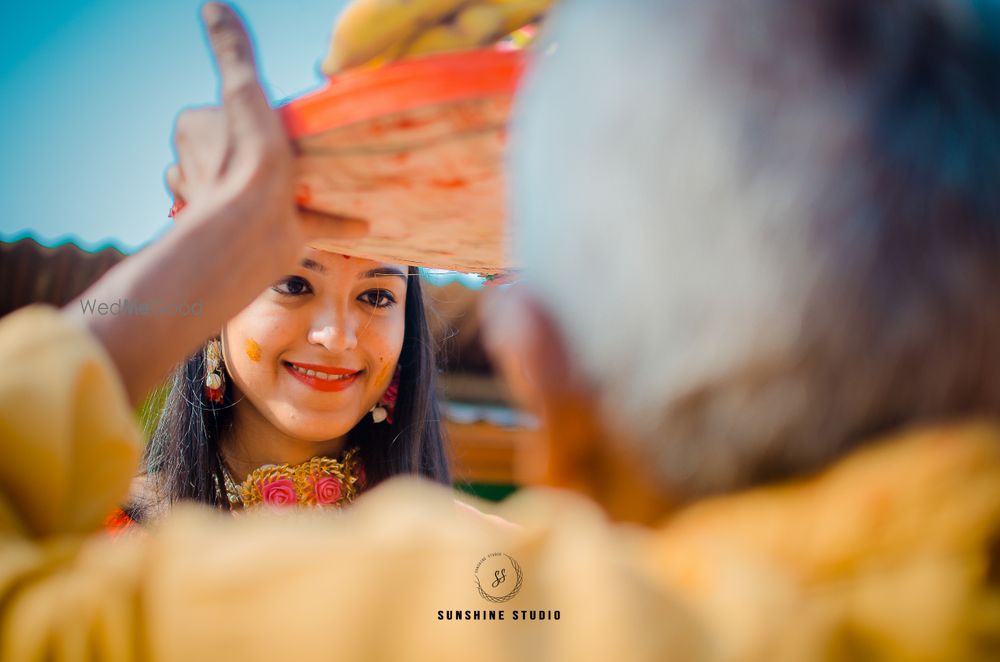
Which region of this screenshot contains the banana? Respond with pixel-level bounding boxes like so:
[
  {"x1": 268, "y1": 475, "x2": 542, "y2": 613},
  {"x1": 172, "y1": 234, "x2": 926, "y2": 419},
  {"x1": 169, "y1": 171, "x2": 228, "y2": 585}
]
[
  {"x1": 323, "y1": 0, "x2": 557, "y2": 74},
  {"x1": 402, "y1": 5, "x2": 505, "y2": 58},
  {"x1": 359, "y1": 37, "x2": 410, "y2": 70},
  {"x1": 482, "y1": 0, "x2": 552, "y2": 35},
  {"x1": 322, "y1": 0, "x2": 470, "y2": 74},
  {"x1": 400, "y1": 25, "x2": 475, "y2": 59}
]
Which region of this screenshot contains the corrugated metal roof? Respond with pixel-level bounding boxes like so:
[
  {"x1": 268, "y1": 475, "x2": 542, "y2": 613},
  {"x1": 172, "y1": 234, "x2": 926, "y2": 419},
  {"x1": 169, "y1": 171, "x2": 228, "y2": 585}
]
[{"x1": 0, "y1": 237, "x2": 126, "y2": 318}]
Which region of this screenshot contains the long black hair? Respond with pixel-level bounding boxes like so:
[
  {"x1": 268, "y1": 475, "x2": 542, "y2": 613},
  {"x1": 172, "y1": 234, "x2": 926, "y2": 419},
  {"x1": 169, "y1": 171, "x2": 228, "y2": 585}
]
[{"x1": 135, "y1": 267, "x2": 449, "y2": 518}]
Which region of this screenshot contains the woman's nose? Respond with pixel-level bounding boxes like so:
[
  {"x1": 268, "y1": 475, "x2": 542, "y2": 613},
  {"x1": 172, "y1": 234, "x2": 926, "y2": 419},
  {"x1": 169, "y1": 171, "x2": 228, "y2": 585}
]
[{"x1": 307, "y1": 312, "x2": 358, "y2": 352}]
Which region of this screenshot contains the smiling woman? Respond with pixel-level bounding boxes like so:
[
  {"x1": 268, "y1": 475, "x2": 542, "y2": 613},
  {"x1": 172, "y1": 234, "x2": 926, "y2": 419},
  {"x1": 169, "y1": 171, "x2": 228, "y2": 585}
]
[{"x1": 123, "y1": 248, "x2": 450, "y2": 522}]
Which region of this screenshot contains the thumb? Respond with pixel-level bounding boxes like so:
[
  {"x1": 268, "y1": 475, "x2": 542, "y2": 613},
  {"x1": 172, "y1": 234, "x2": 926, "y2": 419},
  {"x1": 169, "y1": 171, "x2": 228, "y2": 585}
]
[{"x1": 201, "y1": 3, "x2": 272, "y2": 139}]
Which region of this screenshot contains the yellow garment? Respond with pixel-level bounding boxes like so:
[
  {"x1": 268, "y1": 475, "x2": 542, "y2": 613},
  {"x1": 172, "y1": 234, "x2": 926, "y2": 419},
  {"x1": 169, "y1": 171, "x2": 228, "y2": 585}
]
[
  {"x1": 0, "y1": 306, "x2": 138, "y2": 538},
  {"x1": 2, "y1": 304, "x2": 999, "y2": 661},
  {"x1": 0, "y1": 306, "x2": 702, "y2": 661},
  {"x1": 648, "y1": 424, "x2": 1000, "y2": 661}
]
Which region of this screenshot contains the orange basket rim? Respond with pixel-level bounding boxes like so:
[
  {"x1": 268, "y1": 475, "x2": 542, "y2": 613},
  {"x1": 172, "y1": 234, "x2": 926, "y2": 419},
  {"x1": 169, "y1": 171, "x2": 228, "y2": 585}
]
[{"x1": 280, "y1": 49, "x2": 527, "y2": 139}]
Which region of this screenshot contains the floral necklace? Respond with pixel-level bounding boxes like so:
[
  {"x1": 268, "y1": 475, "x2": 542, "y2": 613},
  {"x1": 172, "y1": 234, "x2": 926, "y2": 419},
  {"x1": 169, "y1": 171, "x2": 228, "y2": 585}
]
[{"x1": 216, "y1": 447, "x2": 366, "y2": 511}]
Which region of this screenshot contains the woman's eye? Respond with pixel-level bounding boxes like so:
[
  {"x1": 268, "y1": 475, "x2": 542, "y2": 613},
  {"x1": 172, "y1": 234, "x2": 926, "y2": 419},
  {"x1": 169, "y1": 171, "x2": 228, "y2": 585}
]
[
  {"x1": 359, "y1": 288, "x2": 397, "y2": 309},
  {"x1": 272, "y1": 276, "x2": 312, "y2": 297}
]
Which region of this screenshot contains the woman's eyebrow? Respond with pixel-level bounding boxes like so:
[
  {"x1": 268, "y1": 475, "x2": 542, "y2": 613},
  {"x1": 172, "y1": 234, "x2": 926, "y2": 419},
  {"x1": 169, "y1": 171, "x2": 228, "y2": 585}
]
[
  {"x1": 358, "y1": 267, "x2": 407, "y2": 281},
  {"x1": 301, "y1": 258, "x2": 326, "y2": 274}
]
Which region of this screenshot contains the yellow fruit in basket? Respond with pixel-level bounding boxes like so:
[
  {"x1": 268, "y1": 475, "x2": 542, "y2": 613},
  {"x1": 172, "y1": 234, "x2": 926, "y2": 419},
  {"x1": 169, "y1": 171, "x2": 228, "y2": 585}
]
[
  {"x1": 398, "y1": 25, "x2": 468, "y2": 58},
  {"x1": 324, "y1": 0, "x2": 556, "y2": 74},
  {"x1": 403, "y1": 5, "x2": 505, "y2": 58},
  {"x1": 322, "y1": 0, "x2": 469, "y2": 74},
  {"x1": 360, "y1": 38, "x2": 409, "y2": 70},
  {"x1": 483, "y1": 0, "x2": 552, "y2": 34},
  {"x1": 456, "y1": 4, "x2": 507, "y2": 39}
]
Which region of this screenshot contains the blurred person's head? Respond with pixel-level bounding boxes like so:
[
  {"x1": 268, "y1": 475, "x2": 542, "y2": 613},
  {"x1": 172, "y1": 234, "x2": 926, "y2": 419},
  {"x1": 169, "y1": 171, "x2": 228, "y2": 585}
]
[
  {"x1": 487, "y1": 0, "x2": 1000, "y2": 518},
  {"x1": 142, "y1": 249, "x2": 449, "y2": 514}
]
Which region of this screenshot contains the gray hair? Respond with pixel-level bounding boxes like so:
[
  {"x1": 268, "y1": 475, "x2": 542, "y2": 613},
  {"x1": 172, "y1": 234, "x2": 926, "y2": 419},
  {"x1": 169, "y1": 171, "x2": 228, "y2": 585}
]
[{"x1": 511, "y1": 0, "x2": 1000, "y2": 497}]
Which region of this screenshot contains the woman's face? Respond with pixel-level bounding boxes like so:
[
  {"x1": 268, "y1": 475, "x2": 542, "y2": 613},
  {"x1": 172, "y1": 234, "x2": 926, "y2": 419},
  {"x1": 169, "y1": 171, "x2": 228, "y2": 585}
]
[{"x1": 222, "y1": 249, "x2": 408, "y2": 442}]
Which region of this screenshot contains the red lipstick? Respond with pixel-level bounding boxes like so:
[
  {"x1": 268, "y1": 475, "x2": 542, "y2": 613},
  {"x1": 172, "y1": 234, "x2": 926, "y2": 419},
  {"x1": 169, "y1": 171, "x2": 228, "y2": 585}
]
[{"x1": 284, "y1": 361, "x2": 361, "y2": 392}]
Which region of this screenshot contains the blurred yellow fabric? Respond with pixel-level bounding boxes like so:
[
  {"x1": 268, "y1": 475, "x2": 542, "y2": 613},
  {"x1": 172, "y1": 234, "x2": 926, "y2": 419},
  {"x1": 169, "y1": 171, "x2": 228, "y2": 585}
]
[
  {"x1": 0, "y1": 306, "x2": 702, "y2": 661},
  {"x1": 1, "y1": 305, "x2": 999, "y2": 660},
  {"x1": 648, "y1": 423, "x2": 1000, "y2": 661}
]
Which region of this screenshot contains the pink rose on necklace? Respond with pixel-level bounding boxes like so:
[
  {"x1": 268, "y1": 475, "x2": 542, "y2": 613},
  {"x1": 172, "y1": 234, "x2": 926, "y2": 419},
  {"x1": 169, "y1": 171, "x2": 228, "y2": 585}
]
[
  {"x1": 313, "y1": 476, "x2": 343, "y2": 505},
  {"x1": 259, "y1": 478, "x2": 297, "y2": 507}
]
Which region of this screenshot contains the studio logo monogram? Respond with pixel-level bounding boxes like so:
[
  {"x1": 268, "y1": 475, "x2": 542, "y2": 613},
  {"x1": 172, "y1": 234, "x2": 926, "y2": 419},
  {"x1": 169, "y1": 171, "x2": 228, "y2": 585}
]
[
  {"x1": 436, "y1": 553, "x2": 558, "y2": 621},
  {"x1": 474, "y1": 553, "x2": 523, "y2": 603}
]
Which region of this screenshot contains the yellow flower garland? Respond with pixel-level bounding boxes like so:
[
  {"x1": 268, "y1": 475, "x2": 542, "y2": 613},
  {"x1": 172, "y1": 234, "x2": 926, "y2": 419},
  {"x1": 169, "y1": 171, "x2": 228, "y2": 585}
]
[{"x1": 237, "y1": 449, "x2": 365, "y2": 509}]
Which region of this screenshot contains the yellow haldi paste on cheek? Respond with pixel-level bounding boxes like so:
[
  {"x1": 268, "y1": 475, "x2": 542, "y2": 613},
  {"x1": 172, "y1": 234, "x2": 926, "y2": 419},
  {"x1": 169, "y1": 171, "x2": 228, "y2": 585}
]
[
  {"x1": 245, "y1": 338, "x2": 262, "y2": 362},
  {"x1": 375, "y1": 360, "x2": 394, "y2": 386}
]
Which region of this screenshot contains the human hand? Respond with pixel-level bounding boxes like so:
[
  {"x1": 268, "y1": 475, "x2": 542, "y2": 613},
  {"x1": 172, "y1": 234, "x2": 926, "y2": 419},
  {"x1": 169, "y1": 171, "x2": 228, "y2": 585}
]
[
  {"x1": 167, "y1": 2, "x2": 367, "y2": 260},
  {"x1": 66, "y1": 3, "x2": 365, "y2": 405}
]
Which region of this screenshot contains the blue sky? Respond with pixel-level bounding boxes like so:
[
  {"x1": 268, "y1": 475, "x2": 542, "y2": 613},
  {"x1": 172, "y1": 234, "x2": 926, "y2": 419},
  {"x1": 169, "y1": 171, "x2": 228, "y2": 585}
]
[{"x1": 0, "y1": 0, "x2": 350, "y2": 252}]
